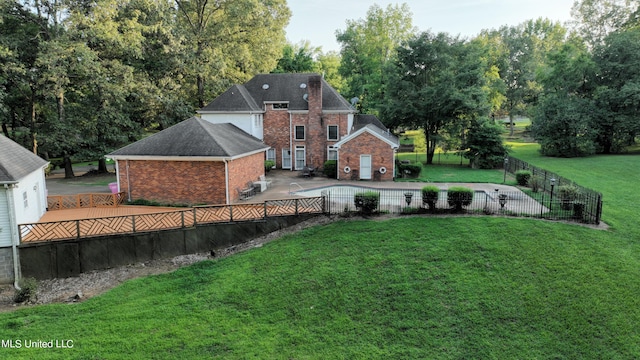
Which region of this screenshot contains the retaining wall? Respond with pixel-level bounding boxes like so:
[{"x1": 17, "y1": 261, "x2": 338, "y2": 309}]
[{"x1": 19, "y1": 214, "x2": 319, "y2": 280}]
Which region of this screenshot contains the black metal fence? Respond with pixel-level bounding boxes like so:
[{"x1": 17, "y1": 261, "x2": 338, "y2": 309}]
[
  {"x1": 317, "y1": 185, "x2": 601, "y2": 224},
  {"x1": 505, "y1": 156, "x2": 603, "y2": 224}
]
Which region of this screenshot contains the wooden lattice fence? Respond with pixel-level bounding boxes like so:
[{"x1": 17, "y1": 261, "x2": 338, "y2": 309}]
[
  {"x1": 20, "y1": 197, "x2": 325, "y2": 242},
  {"x1": 47, "y1": 192, "x2": 126, "y2": 210}
]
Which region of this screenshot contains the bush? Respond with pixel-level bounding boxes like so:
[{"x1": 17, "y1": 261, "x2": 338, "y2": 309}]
[
  {"x1": 447, "y1": 186, "x2": 474, "y2": 212},
  {"x1": 421, "y1": 185, "x2": 440, "y2": 211},
  {"x1": 464, "y1": 118, "x2": 509, "y2": 169},
  {"x1": 14, "y1": 277, "x2": 38, "y2": 303},
  {"x1": 558, "y1": 185, "x2": 579, "y2": 210},
  {"x1": 354, "y1": 191, "x2": 380, "y2": 214},
  {"x1": 264, "y1": 160, "x2": 275, "y2": 172},
  {"x1": 573, "y1": 201, "x2": 585, "y2": 221},
  {"x1": 323, "y1": 160, "x2": 337, "y2": 179},
  {"x1": 515, "y1": 170, "x2": 532, "y2": 186},
  {"x1": 398, "y1": 163, "x2": 422, "y2": 178},
  {"x1": 530, "y1": 175, "x2": 543, "y2": 193}
]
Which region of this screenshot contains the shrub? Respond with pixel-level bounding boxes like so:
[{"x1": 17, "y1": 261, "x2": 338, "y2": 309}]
[
  {"x1": 14, "y1": 277, "x2": 38, "y2": 303},
  {"x1": 447, "y1": 186, "x2": 474, "y2": 212},
  {"x1": 558, "y1": 185, "x2": 579, "y2": 210},
  {"x1": 354, "y1": 191, "x2": 380, "y2": 214},
  {"x1": 515, "y1": 170, "x2": 532, "y2": 186},
  {"x1": 530, "y1": 175, "x2": 543, "y2": 193},
  {"x1": 398, "y1": 163, "x2": 422, "y2": 178},
  {"x1": 421, "y1": 185, "x2": 440, "y2": 211},
  {"x1": 264, "y1": 160, "x2": 275, "y2": 172},
  {"x1": 464, "y1": 118, "x2": 509, "y2": 169},
  {"x1": 573, "y1": 201, "x2": 585, "y2": 221},
  {"x1": 323, "y1": 160, "x2": 337, "y2": 179}
]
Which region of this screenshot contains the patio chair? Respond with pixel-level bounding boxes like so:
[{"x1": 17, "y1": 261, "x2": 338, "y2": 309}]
[
  {"x1": 259, "y1": 175, "x2": 272, "y2": 188},
  {"x1": 237, "y1": 186, "x2": 253, "y2": 200}
]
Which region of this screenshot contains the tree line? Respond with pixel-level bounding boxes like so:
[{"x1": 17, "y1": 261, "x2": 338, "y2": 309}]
[
  {"x1": 2, "y1": 1, "x2": 640, "y2": 178},
  {"x1": 0, "y1": 0, "x2": 289, "y2": 176}
]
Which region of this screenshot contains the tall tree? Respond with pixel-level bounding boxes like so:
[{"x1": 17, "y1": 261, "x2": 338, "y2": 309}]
[
  {"x1": 494, "y1": 18, "x2": 567, "y2": 136},
  {"x1": 174, "y1": 0, "x2": 290, "y2": 107},
  {"x1": 570, "y1": 0, "x2": 640, "y2": 48},
  {"x1": 531, "y1": 39, "x2": 598, "y2": 157},
  {"x1": 273, "y1": 41, "x2": 318, "y2": 73},
  {"x1": 336, "y1": 3, "x2": 416, "y2": 115},
  {"x1": 383, "y1": 32, "x2": 489, "y2": 164},
  {"x1": 314, "y1": 51, "x2": 346, "y2": 94},
  {"x1": 592, "y1": 27, "x2": 640, "y2": 153}
]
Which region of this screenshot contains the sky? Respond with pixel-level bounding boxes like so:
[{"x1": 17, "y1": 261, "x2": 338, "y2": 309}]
[{"x1": 285, "y1": 0, "x2": 576, "y2": 53}]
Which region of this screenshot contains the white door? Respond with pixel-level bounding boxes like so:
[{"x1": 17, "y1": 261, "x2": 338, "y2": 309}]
[
  {"x1": 360, "y1": 155, "x2": 372, "y2": 180},
  {"x1": 295, "y1": 146, "x2": 306, "y2": 170},
  {"x1": 282, "y1": 149, "x2": 292, "y2": 169}
]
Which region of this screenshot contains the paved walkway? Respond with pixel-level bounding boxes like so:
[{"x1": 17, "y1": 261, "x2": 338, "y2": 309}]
[{"x1": 242, "y1": 170, "x2": 520, "y2": 203}]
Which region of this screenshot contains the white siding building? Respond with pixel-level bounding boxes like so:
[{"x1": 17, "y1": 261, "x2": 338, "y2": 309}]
[{"x1": 0, "y1": 135, "x2": 48, "y2": 284}]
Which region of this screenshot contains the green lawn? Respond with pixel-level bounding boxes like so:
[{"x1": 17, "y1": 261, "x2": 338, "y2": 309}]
[
  {"x1": 2, "y1": 217, "x2": 639, "y2": 359},
  {"x1": 3, "y1": 140, "x2": 640, "y2": 358}
]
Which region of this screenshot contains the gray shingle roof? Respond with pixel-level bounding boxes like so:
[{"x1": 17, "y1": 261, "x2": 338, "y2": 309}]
[
  {"x1": 108, "y1": 117, "x2": 269, "y2": 158},
  {"x1": 0, "y1": 135, "x2": 48, "y2": 183},
  {"x1": 353, "y1": 114, "x2": 388, "y2": 131},
  {"x1": 199, "y1": 73, "x2": 354, "y2": 112}
]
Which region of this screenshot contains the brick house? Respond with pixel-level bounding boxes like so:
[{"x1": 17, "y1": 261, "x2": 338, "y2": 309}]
[
  {"x1": 107, "y1": 117, "x2": 269, "y2": 205},
  {"x1": 197, "y1": 73, "x2": 398, "y2": 180},
  {"x1": 0, "y1": 135, "x2": 49, "y2": 284}
]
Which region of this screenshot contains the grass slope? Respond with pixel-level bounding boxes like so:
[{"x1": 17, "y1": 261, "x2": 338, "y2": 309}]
[{"x1": 1, "y1": 217, "x2": 640, "y2": 359}]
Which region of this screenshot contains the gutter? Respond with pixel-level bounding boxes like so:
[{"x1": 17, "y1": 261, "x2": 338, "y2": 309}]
[
  {"x1": 224, "y1": 159, "x2": 230, "y2": 204},
  {"x1": 4, "y1": 184, "x2": 21, "y2": 290}
]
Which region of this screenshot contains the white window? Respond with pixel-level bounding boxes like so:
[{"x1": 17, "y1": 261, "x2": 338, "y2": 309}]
[
  {"x1": 327, "y1": 125, "x2": 339, "y2": 141},
  {"x1": 295, "y1": 146, "x2": 306, "y2": 170},
  {"x1": 328, "y1": 148, "x2": 338, "y2": 161},
  {"x1": 295, "y1": 125, "x2": 305, "y2": 140},
  {"x1": 272, "y1": 103, "x2": 288, "y2": 110},
  {"x1": 282, "y1": 149, "x2": 292, "y2": 169},
  {"x1": 23, "y1": 191, "x2": 28, "y2": 208},
  {"x1": 267, "y1": 148, "x2": 276, "y2": 163}
]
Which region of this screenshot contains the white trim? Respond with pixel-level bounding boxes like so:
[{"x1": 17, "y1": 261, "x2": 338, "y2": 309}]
[
  {"x1": 294, "y1": 145, "x2": 306, "y2": 170},
  {"x1": 333, "y1": 125, "x2": 399, "y2": 149},
  {"x1": 294, "y1": 125, "x2": 305, "y2": 141},
  {"x1": 360, "y1": 155, "x2": 372, "y2": 180},
  {"x1": 327, "y1": 125, "x2": 339, "y2": 141},
  {"x1": 106, "y1": 149, "x2": 268, "y2": 162}
]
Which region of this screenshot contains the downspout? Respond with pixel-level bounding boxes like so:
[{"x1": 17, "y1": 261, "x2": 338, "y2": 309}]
[
  {"x1": 4, "y1": 184, "x2": 21, "y2": 290},
  {"x1": 125, "y1": 160, "x2": 132, "y2": 202},
  {"x1": 289, "y1": 112, "x2": 293, "y2": 171},
  {"x1": 224, "y1": 159, "x2": 230, "y2": 204}
]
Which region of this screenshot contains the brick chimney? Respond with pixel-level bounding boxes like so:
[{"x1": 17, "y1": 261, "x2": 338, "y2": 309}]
[
  {"x1": 307, "y1": 75, "x2": 324, "y2": 168},
  {"x1": 308, "y1": 75, "x2": 323, "y2": 121}
]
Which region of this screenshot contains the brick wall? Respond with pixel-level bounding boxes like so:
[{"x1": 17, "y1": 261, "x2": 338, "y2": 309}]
[
  {"x1": 337, "y1": 132, "x2": 395, "y2": 181},
  {"x1": 117, "y1": 154, "x2": 266, "y2": 205},
  {"x1": 227, "y1": 152, "x2": 266, "y2": 201},
  {"x1": 0, "y1": 247, "x2": 15, "y2": 284},
  {"x1": 263, "y1": 105, "x2": 290, "y2": 169},
  {"x1": 261, "y1": 75, "x2": 351, "y2": 172},
  {"x1": 117, "y1": 160, "x2": 227, "y2": 205}
]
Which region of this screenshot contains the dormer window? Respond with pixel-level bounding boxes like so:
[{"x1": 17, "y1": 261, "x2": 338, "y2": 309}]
[{"x1": 272, "y1": 103, "x2": 288, "y2": 110}]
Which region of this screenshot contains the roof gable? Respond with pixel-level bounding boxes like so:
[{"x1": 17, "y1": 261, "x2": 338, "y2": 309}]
[
  {"x1": 199, "y1": 73, "x2": 354, "y2": 112},
  {"x1": 0, "y1": 135, "x2": 48, "y2": 183},
  {"x1": 198, "y1": 84, "x2": 262, "y2": 113},
  {"x1": 334, "y1": 124, "x2": 399, "y2": 149},
  {"x1": 108, "y1": 117, "x2": 268, "y2": 158}
]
